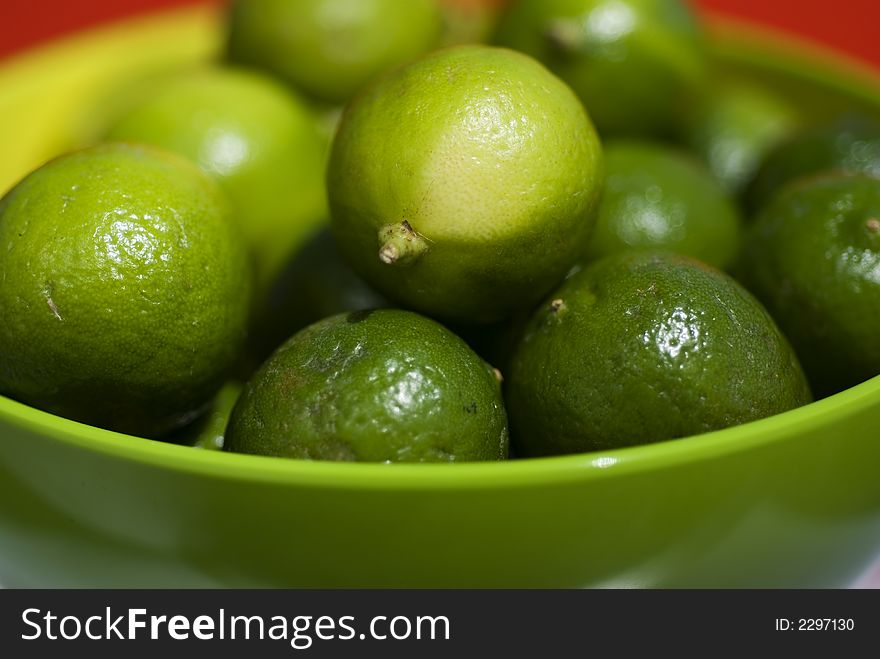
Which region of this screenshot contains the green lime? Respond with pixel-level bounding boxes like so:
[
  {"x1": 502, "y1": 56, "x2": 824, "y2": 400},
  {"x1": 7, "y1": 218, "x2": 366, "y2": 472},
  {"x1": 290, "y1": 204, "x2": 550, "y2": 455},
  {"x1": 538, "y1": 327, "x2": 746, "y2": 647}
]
[
  {"x1": 684, "y1": 80, "x2": 800, "y2": 197},
  {"x1": 448, "y1": 312, "x2": 531, "y2": 381},
  {"x1": 247, "y1": 225, "x2": 391, "y2": 367},
  {"x1": 586, "y1": 141, "x2": 742, "y2": 270},
  {"x1": 105, "y1": 68, "x2": 327, "y2": 291},
  {"x1": 740, "y1": 174, "x2": 880, "y2": 398},
  {"x1": 327, "y1": 45, "x2": 603, "y2": 323},
  {"x1": 227, "y1": 0, "x2": 443, "y2": 104},
  {"x1": 0, "y1": 143, "x2": 252, "y2": 438},
  {"x1": 748, "y1": 113, "x2": 880, "y2": 211},
  {"x1": 225, "y1": 309, "x2": 509, "y2": 462},
  {"x1": 493, "y1": 0, "x2": 708, "y2": 138},
  {"x1": 507, "y1": 252, "x2": 811, "y2": 456},
  {"x1": 440, "y1": 0, "x2": 501, "y2": 46},
  {"x1": 167, "y1": 381, "x2": 243, "y2": 450}
]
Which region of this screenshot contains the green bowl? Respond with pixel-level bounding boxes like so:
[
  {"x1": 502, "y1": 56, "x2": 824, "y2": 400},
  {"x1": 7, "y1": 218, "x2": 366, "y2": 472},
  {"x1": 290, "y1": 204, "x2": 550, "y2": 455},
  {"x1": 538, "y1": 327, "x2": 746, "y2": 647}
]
[{"x1": 1, "y1": 7, "x2": 879, "y2": 588}]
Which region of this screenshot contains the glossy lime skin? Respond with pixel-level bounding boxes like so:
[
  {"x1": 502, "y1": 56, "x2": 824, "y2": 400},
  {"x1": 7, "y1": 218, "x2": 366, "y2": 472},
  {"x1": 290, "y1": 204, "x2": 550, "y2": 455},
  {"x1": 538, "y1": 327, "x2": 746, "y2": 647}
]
[
  {"x1": 328, "y1": 45, "x2": 603, "y2": 324},
  {"x1": 3, "y1": 8, "x2": 880, "y2": 590},
  {"x1": 494, "y1": 0, "x2": 708, "y2": 138},
  {"x1": 249, "y1": 225, "x2": 390, "y2": 366},
  {"x1": 226, "y1": 310, "x2": 508, "y2": 462},
  {"x1": 740, "y1": 174, "x2": 880, "y2": 398},
  {"x1": 106, "y1": 68, "x2": 327, "y2": 289},
  {"x1": 0, "y1": 143, "x2": 251, "y2": 438},
  {"x1": 685, "y1": 80, "x2": 800, "y2": 197},
  {"x1": 508, "y1": 252, "x2": 811, "y2": 456},
  {"x1": 227, "y1": 0, "x2": 442, "y2": 104},
  {"x1": 587, "y1": 141, "x2": 743, "y2": 270},
  {"x1": 748, "y1": 113, "x2": 880, "y2": 211}
]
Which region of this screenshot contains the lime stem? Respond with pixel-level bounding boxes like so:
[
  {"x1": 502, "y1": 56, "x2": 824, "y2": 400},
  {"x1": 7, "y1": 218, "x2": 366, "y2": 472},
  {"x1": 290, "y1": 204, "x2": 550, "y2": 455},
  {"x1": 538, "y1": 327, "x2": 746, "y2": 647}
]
[{"x1": 378, "y1": 221, "x2": 429, "y2": 267}]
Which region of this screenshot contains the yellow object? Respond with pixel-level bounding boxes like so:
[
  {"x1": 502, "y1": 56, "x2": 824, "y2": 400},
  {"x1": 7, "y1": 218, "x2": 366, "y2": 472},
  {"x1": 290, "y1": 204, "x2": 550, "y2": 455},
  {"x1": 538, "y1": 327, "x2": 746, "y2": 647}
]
[{"x1": 0, "y1": 6, "x2": 221, "y2": 195}]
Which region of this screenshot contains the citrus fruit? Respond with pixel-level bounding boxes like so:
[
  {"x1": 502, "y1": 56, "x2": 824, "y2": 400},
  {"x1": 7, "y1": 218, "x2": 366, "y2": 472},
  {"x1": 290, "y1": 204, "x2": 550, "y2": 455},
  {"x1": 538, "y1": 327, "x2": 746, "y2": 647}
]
[
  {"x1": 225, "y1": 309, "x2": 509, "y2": 462},
  {"x1": 105, "y1": 67, "x2": 327, "y2": 290},
  {"x1": 586, "y1": 141, "x2": 742, "y2": 270},
  {"x1": 449, "y1": 312, "x2": 530, "y2": 375},
  {"x1": 439, "y1": 0, "x2": 502, "y2": 46},
  {"x1": 247, "y1": 225, "x2": 390, "y2": 366},
  {"x1": 739, "y1": 174, "x2": 880, "y2": 397},
  {"x1": 227, "y1": 0, "x2": 443, "y2": 104},
  {"x1": 748, "y1": 113, "x2": 880, "y2": 211},
  {"x1": 0, "y1": 143, "x2": 252, "y2": 438},
  {"x1": 327, "y1": 45, "x2": 603, "y2": 324},
  {"x1": 684, "y1": 80, "x2": 800, "y2": 197},
  {"x1": 168, "y1": 381, "x2": 243, "y2": 451},
  {"x1": 493, "y1": 0, "x2": 708, "y2": 138},
  {"x1": 507, "y1": 252, "x2": 811, "y2": 456}
]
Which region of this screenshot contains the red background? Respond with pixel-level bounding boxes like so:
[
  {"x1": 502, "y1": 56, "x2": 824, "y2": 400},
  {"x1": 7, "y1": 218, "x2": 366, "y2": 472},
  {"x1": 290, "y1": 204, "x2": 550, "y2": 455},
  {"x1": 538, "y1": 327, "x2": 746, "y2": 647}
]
[{"x1": 1, "y1": 0, "x2": 879, "y2": 69}]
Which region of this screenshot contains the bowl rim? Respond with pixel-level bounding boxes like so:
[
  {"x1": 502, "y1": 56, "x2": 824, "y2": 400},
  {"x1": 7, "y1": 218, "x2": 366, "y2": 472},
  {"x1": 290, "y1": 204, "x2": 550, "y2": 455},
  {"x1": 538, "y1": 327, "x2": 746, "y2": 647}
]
[
  {"x1": 2, "y1": 9, "x2": 880, "y2": 490},
  {"x1": 3, "y1": 374, "x2": 880, "y2": 488}
]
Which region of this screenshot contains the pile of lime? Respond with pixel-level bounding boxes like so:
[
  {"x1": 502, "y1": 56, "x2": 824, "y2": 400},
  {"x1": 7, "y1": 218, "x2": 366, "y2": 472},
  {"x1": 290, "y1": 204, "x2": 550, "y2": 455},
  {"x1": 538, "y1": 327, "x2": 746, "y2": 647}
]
[{"x1": 1, "y1": 0, "x2": 878, "y2": 462}]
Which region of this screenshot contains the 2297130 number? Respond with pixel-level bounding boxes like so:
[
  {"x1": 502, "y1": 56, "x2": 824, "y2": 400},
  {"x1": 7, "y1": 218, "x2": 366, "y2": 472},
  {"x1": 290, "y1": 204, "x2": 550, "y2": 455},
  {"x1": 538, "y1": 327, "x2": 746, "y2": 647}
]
[{"x1": 775, "y1": 618, "x2": 855, "y2": 631}]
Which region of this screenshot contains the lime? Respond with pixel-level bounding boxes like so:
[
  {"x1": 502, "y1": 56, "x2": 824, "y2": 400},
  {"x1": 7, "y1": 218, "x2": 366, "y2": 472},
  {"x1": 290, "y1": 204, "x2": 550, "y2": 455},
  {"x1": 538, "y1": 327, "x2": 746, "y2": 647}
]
[
  {"x1": 440, "y1": 0, "x2": 502, "y2": 46},
  {"x1": 449, "y1": 312, "x2": 530, "y2": 377},
  {"x1": 586, "y1": 141, "x2": 742, "y2": 270},
  {"x1": 740, "y1": 174, "x2": 880, "y2": 397},
  {"x1": 507, "y1": 252, "x2": 811, "y2": 456},
  {"x1": 327, "y1": 45, "x2": 603, "y2": 323},
  {"x1": 0, "y1": 143, "x2": 252, "y2": 438},
  {"x1": 105, "y1": 68, "x2": 327, "y2": 290},
  {"x1": 167, "y1": 381, "x2": 243, "y2": 450},
  {"x1": 684, "y1": 80, "x2": 800, "y2": 197},
  {"x1": 247, "y1": 225, "x2": 390, "y2": 367},
  {"x1": 493, "y1": 0, "x2": 708, "y2": 138},
  {"x1": 227, "y1": 0, "x2": 443, "y2": 104},
  {"x1": 225, "y1": 309, "x2": 509, "y2": 462},
  {"x1": 748, "y1": 113, "x2": 880, "y2": 211}
]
